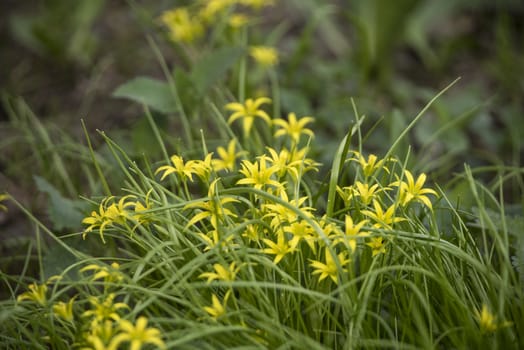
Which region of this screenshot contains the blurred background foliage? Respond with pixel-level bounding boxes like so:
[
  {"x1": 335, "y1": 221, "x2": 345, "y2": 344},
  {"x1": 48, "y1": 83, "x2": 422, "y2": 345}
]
[{"x1": 1, "y1": 0, "x2": 524, "y2": 272}]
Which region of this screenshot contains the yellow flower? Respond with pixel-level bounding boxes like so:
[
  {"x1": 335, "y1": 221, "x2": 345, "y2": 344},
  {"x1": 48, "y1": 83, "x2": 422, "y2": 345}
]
[
  {"x1": 262, "y1": 191, "x2": 314, "y2": 229},
  {"x1": 199, "y1": 262, "x2": 241, "y2": 283},
  {"x1": 361, "y1": 200, "x2": 405, "y2": 229},
  {"x1": 342, "y1": 215, "x2": 369, "y2": 252},
  {"x1": 225, "y1": 97, "x2": 272, "y2": 135},
  {"x1": 0, "y1": 193, "x2": 9, "y2": 211},
  {"x1": 212, "y1": 139, "x2": 246, "y2": 172},
  {"x1": 237, "y1": 157, "x2": 283, "y2": 190},
  {"x1": 160, "y1": 7, "x2": 204, "y2": 43},
  {"x1": 192, "y1": 153, "x2": 215, "y2": 182},
  {"x1": 199, "y1": 0, "x2": 235, "y2": 22},
  {"x1": 391, "y1": 170, "x2": 438, "y2": 210},
  {"x1": 131, "y1": 189, "x2": 155, "y2": 225},
  {"x1": 273, "y1": 112, "x2": 314, "y2": 144},
  {"x1": 263, "y1": 147, "x2": 302, "y2": 181},
  {"x1": 198, "y1": 229, "x2": 238, "y2": 251},
  {"x1": 262, "y1": 231, "x2": 295, "y2": 264},
  {"x1": 249, "y1": 46, "x2": 279, "y2": 68},
  {"x1": 203, "y1": 290, "x2": 232, "y2": 320},
  {"x1": 285, "y1": 220, "x2": 317, "y2": 252},
  {"x1": 53, "y1": 296, "x2": 76, "y2": 322},
  {"x1": 350, "y1": 152, "x2": 388, "y2": 178},
  {"x1": 317, "y1": 215, "x2": 344, "y2": 243},
  {"x1": 228, "y1": 13, "x2": 249, "y2": 28},
  {"x1": 309, "y1": 247, "x2": 350, "y2": 284},
  {"x1": 475, "y1": 304, "x2": 512, "y2": 334},
  {"x1": 82, "y1": 293, "x2": 129, "y2": 323},
  {"x1": 184, "y1": 179, "x2": 239, "y2": 228},
  {"x1": 155, "y1": 154, "x2": 202, "y2": 182},
  {"x1": 111, "y1": 316, "x2": 166, "y2": 350},
  {"x1": 17, "y1": 282, "x2": 48, "y2": 306},
  {"x1": 82, "y1": 196, "x2": 134, "y2": 243},
  {"x1": 264, "y1": 147, "x2": 320, "y2": 181},
  {"x1": 84, "y1": 319, "x2": 117, "y2": 350},
  {"x1": 338, "y1": 181, "x2": 385, "y2": 206},
  {"x1": 242, "y1": 223, "x2": 263, "y2": 242},
  {"x1": 80, "y1": 262, "x2": 124, "y2": 284},
  {"x1": 366, "y1": 236, "x2": 387, "y2": 256}
]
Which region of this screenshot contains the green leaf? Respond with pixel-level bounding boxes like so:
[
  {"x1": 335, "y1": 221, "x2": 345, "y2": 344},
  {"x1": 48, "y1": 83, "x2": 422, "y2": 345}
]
[
  {"x1": 42, "y1": 240, "x2": 79, "y2": 280},
  {"x1": 113, "y1": 77, "x2": 178, "y2": 114},
  {"x1": 34, "y1": 176, "x2": 86, "y2": 231},
  {"x1": 190, "y1": 46, "x2": 244, "y2": 94}
]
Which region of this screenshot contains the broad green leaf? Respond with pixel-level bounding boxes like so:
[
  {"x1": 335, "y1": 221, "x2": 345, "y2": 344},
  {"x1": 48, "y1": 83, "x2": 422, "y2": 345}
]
[
  {"x1": 42, "y1": 240, "x2": 79, "y2": 280},
  {"x1": 34, "y1": 176, "x2": 86, "y2": 231},
  {"x1": 191, "y1": 46, "x2": 244, "y2": 94},
  {"x1": 113, "y1": 77, "x2": 178, "y2": 114}
]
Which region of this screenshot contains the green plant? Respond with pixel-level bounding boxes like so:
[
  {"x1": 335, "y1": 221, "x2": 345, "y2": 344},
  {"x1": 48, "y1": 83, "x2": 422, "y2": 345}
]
[{"x1": 1, "y1": 1, "x2": 524, "y2": 349}]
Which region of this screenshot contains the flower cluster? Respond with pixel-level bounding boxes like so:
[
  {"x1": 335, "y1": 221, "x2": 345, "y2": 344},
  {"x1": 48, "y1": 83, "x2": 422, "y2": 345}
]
[
  {"x1": 160, "y1": 0, "x2": 275, "y2": 44},
  {"x1": 82, "y1": 191, "x2": 154, "y2": 243},
  {"x1": 80, "y1": 98, "x2": 441, "y2": 318},
  {"x1": 16, "y1": 263, "x2": 165, "y2": 349}
]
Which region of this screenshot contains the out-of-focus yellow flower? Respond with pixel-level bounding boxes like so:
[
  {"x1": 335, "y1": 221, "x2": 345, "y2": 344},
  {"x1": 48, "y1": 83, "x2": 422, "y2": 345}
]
[
  {"x1": 160, "y1": 7, "x2": 204, "y2": 43},
  {"x1": 249, "y1": 46, "x2": 279, "y2": 68},
  {"x1": 262, "y1": 190, "x2": 314, "y2": 229},
  {"x1": 17, "y1": 275, "x2": 62, "y2": 306},
  {"x1": 273, "y1": 112, "x2": 314, "y2": 144},
  {"x1": 228, "y1": 13, "x2": 249, "y2": 28},
  {"x1": 53, "y1": 296, "x2": 76, "y2": 322},
  {"x1": 131, "y1": 189, "x2": 155, "y2": 225},
  {"x1": 203, "y1": 290, "x2": 232, "y2": 320},
  {"x1": 285, "y1": 220, "x2": 317, "y2": 252},
  {"x1": 343, "y1": 215, "x2": 369, "y2": 252},
  {"x1": 199, "y1": 262, "x2": 241, "y2": 283},
  {"x1": 111, "y1": 316, "x2": 166, "y2": 350},
  {"x1": 475, "y1": 304, "x2": 512, "y2": 334},
  {"x1": 198, "y1": 229, "x2": 238, "y2": 251},
  {"x1": 82, "y1": 293, "x2": 129, "y2": 323},
  {"x1": 262, "y1": 231, "x2": 295, "y2": 264},
  {"x1": 366, "y1": 236, "x2": 387, "y2": 257},
  {"x1": 17, "y1": 282, "x2": 48, "y2": 306},
  {"x1": 199, "y1": 0, "x2": 235, "y2": 22},
  {"x1": 225, "y1": 97, "x2": 272, "y2": 136},
  {"x1": 84, "y1": 319, "x2": 117, "y2": 350},
  {"x1": 212, "y1": 139, "x2": 246, "y2": 172},
  {"x1": 350, "y1": 152, "x2": 388, "y2": 178},
  {"x1": 80, "y1": 262, "x2": 124, "y2": 284},
  {"x1": 309, "y1": 247, "x2": 350, "y2": 284}
]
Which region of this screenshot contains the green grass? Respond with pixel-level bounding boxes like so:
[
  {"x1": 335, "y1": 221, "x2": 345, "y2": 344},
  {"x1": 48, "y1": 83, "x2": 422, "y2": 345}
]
[{"x1": 1, "y1": 1, "x2": 523, "y2": 349}]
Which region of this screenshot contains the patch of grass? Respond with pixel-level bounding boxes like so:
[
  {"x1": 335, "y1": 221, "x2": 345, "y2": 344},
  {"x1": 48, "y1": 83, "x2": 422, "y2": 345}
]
[{"x1": 1, "y1": 1, "x2": 523, "y2": 349}]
